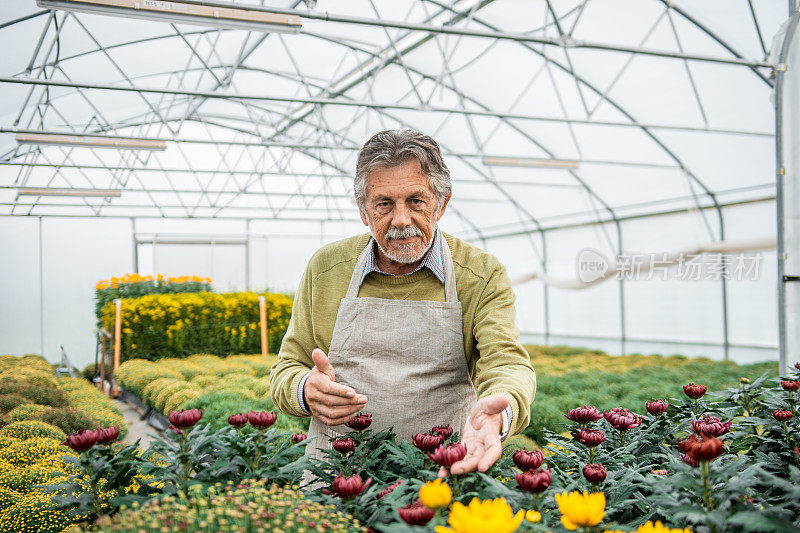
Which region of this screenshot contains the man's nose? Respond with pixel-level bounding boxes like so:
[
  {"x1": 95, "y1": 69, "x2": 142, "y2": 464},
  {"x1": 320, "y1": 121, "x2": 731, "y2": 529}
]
[{"x1": 391, "y1": 203, "x2": 413, "y2": 228}]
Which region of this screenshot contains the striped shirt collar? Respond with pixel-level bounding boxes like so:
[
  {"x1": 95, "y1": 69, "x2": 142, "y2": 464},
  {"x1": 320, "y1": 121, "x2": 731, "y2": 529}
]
[{"x1": 360, "y1": 227, "x2": 445, "y2": 286}]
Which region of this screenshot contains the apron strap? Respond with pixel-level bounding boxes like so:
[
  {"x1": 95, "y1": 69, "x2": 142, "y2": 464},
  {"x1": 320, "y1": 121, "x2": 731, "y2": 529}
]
[{"x1": 344, "y1": 228, "x2": 459, "y2": 303}]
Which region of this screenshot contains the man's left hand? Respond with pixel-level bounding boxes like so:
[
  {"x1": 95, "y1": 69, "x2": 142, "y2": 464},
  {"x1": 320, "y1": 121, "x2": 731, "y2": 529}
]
[{"x1": 443, "y1": 394, "x2": 509, "y2": 476}]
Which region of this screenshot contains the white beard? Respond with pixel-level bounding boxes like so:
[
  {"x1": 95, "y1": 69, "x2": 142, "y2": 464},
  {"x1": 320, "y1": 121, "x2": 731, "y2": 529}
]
[{"x1": 371, "y1": 224, "x2": 434, "y2": 264}]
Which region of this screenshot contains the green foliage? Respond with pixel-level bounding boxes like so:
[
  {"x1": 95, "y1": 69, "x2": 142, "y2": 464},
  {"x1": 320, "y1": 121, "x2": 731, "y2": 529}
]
[
  {"x1": 81, "y1": 363, "x2": 112, "y2": 382},
  {"x1": 99, "y1": 291, "x2": 292, "y2": 361},
  {"x1": 32, "y1": 408, "x2": 99, "y2": 436},
  {"x1": 523, "y1": 350, "x2": 778, "y2": 442},
  {"x1": 0, "y1": 394, "x2": 30, "y2": 414},
  {"x1": 184, "y1": 391, "x2": 308, "y2": 433},
  {"x1": 0, "y1": 379, "x2": 68, "y2": 408}
]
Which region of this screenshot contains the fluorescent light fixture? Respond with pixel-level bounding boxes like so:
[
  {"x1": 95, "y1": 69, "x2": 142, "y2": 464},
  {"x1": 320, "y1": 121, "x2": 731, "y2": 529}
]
[
  {"x1": 36, "y1": 0, "x2": 302, "y2": 33},
  {"x1": 482, "y1": 156, "x2": 580, "y2": 170},
  {"x1": 15, "y1": 132, "x2": 167, "y2": 150},
  {"x1": 17, "y1": 187, "x2": 122, "y2": 198}
]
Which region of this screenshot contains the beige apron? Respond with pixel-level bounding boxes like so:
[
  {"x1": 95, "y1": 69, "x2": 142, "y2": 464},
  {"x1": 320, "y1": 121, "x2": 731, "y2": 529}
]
[{"x1": 303, "y1": 230, "x2": 477, "y2": 481}]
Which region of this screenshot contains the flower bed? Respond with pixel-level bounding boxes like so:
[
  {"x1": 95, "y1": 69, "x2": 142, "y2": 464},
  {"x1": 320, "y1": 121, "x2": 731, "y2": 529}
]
[
  {"x1": 99, "y1": 291, "x2": 292, "y2": 361},
  {"x1": 113, "y1": 353, "x2": 307, "y2": 433},
  {"x1": 523, "y1": 345, "x2": 777, "y2": 442},
  {"x1": 0, "y1": 354, "x2": 129, "y2": 532},
  {"x1": 48, "y1": 363, "x2": 800, "y2": 532},
  {"x1": 94, "y1": 273, "x2": 212, "y2": 327}
]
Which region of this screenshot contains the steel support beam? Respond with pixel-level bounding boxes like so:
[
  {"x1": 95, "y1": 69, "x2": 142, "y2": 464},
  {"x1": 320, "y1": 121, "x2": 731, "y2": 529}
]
[{"x1": 0, "y1": 78, "x2": 774, "y2": 137}]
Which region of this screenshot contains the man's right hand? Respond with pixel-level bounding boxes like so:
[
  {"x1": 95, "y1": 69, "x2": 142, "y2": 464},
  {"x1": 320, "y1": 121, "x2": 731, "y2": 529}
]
[{"x1": 304, "y1": 348, "x2": 368, "y2": 426}]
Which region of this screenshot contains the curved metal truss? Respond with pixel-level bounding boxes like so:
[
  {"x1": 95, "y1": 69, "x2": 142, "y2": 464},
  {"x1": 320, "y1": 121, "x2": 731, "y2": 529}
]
[{"x1": 0, "y1": 0, "x2": 793, "y2": 361}]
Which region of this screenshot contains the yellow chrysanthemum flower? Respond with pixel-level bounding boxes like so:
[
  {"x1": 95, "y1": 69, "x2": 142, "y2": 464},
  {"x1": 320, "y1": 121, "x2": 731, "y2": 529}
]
[
  {"x1": 525, "y1": 510, "x2": 541, "y2": 523},
  {"x1": 624, "y1": 521, "x2": 692, "y2": 533},
  {"x1": 555, "y1": 491, "x2": 605, "y2": 530},
  {"x1": 419, "y1": 479, "x2": 452, "y2": 509},
  {"x1": 435, "y1": 497, "x2": 524, "y2": 533}
]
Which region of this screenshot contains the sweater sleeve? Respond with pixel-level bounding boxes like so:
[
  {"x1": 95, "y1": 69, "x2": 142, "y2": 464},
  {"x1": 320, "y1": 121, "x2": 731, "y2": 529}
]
[
  {"x1": 471, "y1": 261, "x2": 537, "y2": 436},
  {"x1": 269, "y1": 261, "x2": 315, "y2": 418}
]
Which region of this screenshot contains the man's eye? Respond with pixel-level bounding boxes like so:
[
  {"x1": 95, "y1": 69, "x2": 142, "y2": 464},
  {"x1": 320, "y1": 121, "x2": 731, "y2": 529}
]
[
  {"x1": 377, "y1": 202, "x2": 391, "y2": 208},
  {"x1": 410, "y1": 199, "x2": 422, "y2": 205}
]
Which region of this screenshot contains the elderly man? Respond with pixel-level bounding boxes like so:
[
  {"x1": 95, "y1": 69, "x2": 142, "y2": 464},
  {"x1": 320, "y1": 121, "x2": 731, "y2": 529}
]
[{"x1": 270, "y1": 129, "x2": 536, "y2": 474}]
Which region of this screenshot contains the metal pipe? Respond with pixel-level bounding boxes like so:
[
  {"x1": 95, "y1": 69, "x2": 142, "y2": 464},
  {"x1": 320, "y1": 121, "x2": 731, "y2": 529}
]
[
  {"x1": 775, "y1": 12, "x2": 800, "y2": 377},
  {"x1": 0, "y1": 77, "x2": 775, "y2": 137},
  {"x1": 89, "y1": 0, "x2": 776, "y2": 68}
]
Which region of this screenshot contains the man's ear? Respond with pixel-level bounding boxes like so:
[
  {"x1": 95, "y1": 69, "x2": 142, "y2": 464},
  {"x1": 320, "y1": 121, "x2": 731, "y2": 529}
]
[
  {"x1": 359, "y1": 205, "x2": 369, "y2": 227},
  {"x1": 435, "y1": 193, "x2": 452, "y2": 221}
]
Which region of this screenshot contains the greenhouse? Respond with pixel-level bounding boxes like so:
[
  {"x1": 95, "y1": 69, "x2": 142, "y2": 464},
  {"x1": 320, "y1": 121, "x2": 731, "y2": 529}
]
[{"x1": 0, "y1": 0, "x2": 799, "y2": 532}]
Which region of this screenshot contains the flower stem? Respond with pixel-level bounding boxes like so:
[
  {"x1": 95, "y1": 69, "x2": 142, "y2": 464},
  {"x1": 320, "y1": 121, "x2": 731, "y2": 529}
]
[
  {"x1": 82, "y1": 453, "x2": 105, "y2": 519},
  {"x1": 700, "y1": 461, "x2": 715, "y2": 512}
]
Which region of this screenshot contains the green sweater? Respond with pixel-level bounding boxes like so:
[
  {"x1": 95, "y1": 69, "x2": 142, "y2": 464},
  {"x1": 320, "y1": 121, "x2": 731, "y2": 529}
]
[{"x1": 269, "y1": 231, "x2": 536, "y2": 436}]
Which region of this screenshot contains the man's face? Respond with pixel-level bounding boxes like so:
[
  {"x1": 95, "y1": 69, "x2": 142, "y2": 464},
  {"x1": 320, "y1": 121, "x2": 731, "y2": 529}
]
[{"x1": 359, "y1": 158, "x2": 450, "y2": 265}]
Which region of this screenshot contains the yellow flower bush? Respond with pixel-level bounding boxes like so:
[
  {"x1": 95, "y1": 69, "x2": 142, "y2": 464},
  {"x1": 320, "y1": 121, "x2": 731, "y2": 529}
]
[
  {"x1": 0, "y1": 437, "x2": 75, "y2": 468},
  {"x1": 435, "y1": 497, "x2": 524, "y2": 533},
  {"x1": 0, "y1": 420, "x2": 66, "y2": 442},
  {"x1": 0, "y1": 489, "x2": 76, "y2": 533},
  {"x1": 555, "y1": 491, "x2": 606, "y2": 530},
  {"x1": 8, "y1": 404, "x2": 49, "y2": 421},
  {"x1": 419, "y1": 479, "x2": 452, "y2": 509},
  {"x1": 100, "y1": 291, "x2": 292, "y2": 361}
]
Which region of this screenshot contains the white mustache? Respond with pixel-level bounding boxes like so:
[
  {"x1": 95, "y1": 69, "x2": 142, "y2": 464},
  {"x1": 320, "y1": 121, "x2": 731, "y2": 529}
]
[{"x1": 385, "y1": 226, "x2": 422, "y2": 240}]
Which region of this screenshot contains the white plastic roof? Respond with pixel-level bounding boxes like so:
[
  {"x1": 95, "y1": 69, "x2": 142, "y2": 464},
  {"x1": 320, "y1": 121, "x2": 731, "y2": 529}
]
[
  {"x1": 0, "y1": 0, "x2": 794, "y2": 366},
  {"x1": 0, "y1": 0, "x2": 787, "y2": 237}
]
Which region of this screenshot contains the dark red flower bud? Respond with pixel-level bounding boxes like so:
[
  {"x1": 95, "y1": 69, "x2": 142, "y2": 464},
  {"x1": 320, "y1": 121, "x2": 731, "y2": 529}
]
[
  {"x1": 685, "y1": 436, "x2": 724, "y2": 463},
  {"x1": 291, "y1": 432, "x2": 308, "y2": 443},
  {"x1": 346, "y1": 413, "x2": 372, "y2": 431},
  {"x1": 512, "y1": 448, "x2": 543, "y2": 470},
  {"x1": 377, "y1": 480, "x2": 403, "y2": 499},
  {"x1": 773, "y1": 409, "x2": 793, "y2": 421},
  {"x1": 691, "y1": 415, "x2": 732, "y2": 438},
  {"x1": 95, "y1": 425, "x2": 120, "y2": 445},
  {"x1": 428, "y1": 442, "x2": 467, "y2": 468},
  {"x1": 398, "y1": 501, "x2": 434, "y2": 526},
  {"x1": 583, "y1": 463, "x2": 607, "y2": 484},
  {"x1": 167, "y1": 425, "x2": 183, "y2": 436},
  {"x1": 780, "y1": 380, "x2": 800, "y2": 392},
  {"x1": 431, "y1": 424, "x2": 454, "y2": 440},
  {"x1": 565, "y1": 405, "x2": 603, "y2": 424},
  {"x1": 794, "y1": 446, "x2": 800, "y2": 462},
  {"x1": 332, "y1": 437, "x2": 356, "y2": 454},
  {"x1": 645, "y1": 399, "x2": 669, "y2": 416},
  {"x1": 168, "y1": 408, "x2": 203, "y2": 429},
  {"x1": 603, "y1": 407, "x2": 642, "y2": 431},
  {"x1": 412, "y1": 432, "x2": 443, "y2": 452},
  {"x1": 683, "y1": 383, "x2": 707, "y2": 399},
  {"x1": 247, "y1": 410, "x2": 277, "y2": 429},
  {"x1": 577, "y1": 428, "x2": 606, "y2": 447},
  {"x1": 515, "y1": 468, "x2": 552, "y2": 493},
  {"x1": 331, "y1": 473, "x2": 371, "y2": 499},
  {"x1": 63, "y1": 429, "x2": 99, "y2": 452},
  {"x1": 795, "y1": 362, "x2": 800, "y2": 371},
  {"x1": 681, "y1": 454, "x2": 699, "y2": 467},
  {"x1": 678, "y1": 434, "x2": 699, "y2": 454},
  {"x1": 228, "y1": 413, "x2": 248, "y2": 428}
]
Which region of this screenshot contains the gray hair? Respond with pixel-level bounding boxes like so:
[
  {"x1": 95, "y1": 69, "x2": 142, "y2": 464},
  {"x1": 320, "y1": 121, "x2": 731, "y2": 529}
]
[{"x1": 354, "y1": 129, "x2": 451, "y2": 212}]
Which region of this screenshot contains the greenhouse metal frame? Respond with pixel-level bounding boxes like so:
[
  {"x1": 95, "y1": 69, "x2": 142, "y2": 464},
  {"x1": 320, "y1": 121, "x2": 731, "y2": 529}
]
[{"x1": 0, "y1": 0, "x2": 798, "y2": 372}]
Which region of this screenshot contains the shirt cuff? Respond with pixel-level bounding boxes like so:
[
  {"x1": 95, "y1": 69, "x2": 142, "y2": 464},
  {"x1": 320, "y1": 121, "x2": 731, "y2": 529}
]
[
  {"x1": 499, "y1": 404, "x2": 512, "y2": 441},
  {"x1": 297, "y1": 372, "x2": 311, "y2": 415}
]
